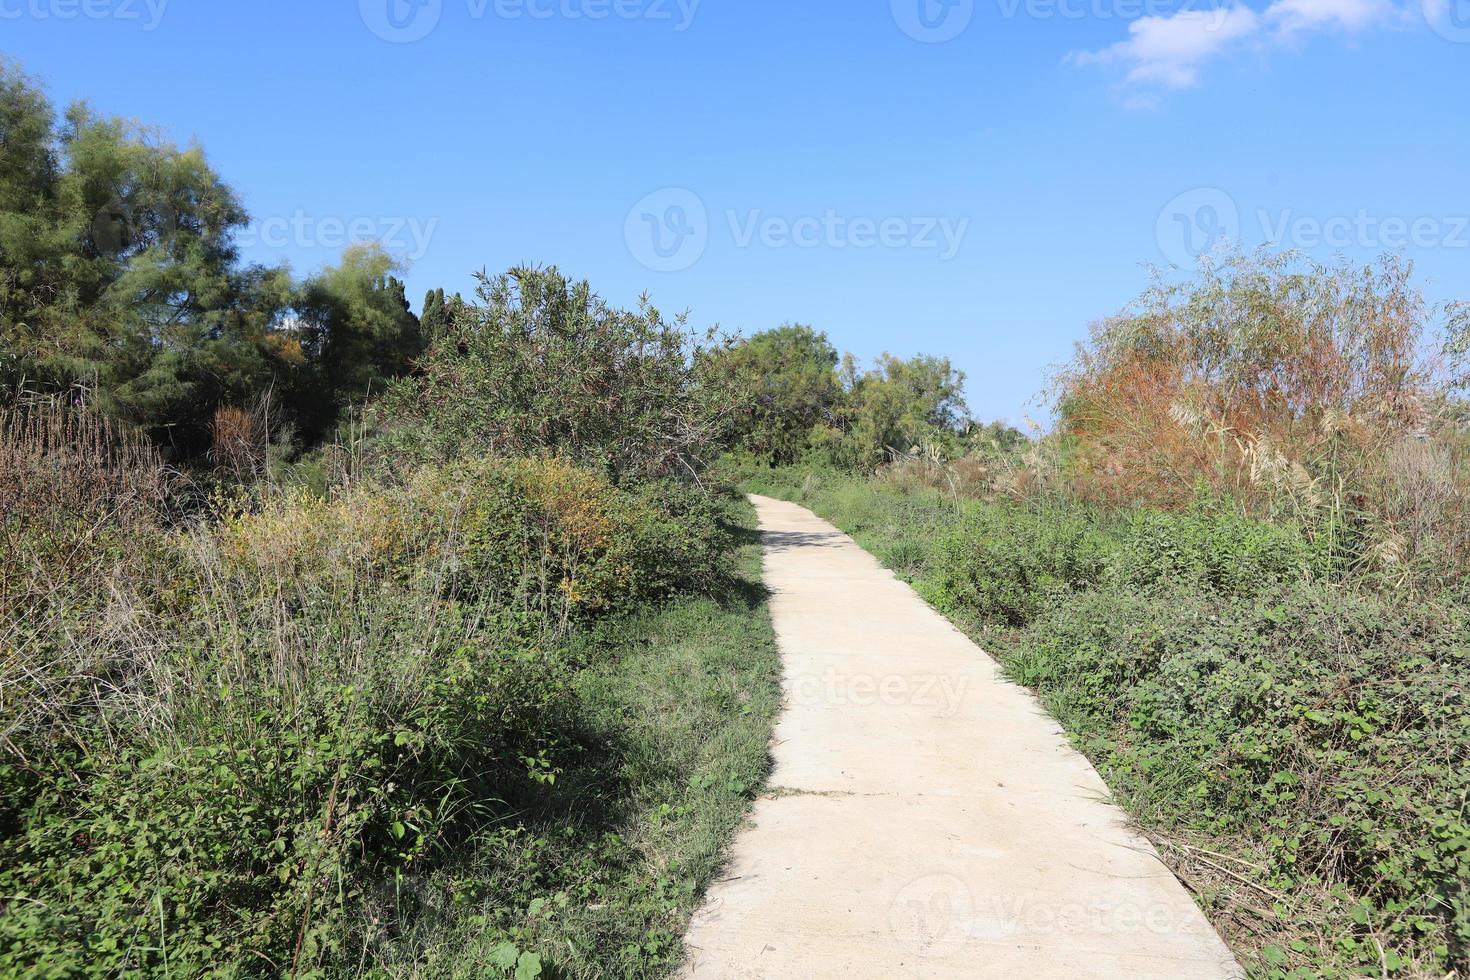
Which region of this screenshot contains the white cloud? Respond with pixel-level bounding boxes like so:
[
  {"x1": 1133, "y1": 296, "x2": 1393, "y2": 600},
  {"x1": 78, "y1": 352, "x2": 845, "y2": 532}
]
[
  {"x1": 1068, "y1": 5, "x2": 1261, "y2": 89},
  {"x1": 1122, "y1": 91, "x2": 1164, "y2": 110},
  {"x1": 1070, "y1": 0, "x2": 1417, "y2": 103},
  {"x1": 1265, "y1": 0, "x2": 1397, "y2": 34}
]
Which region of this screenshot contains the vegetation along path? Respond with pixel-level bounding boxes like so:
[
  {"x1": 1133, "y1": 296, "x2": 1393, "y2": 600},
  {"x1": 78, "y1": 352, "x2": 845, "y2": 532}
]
[{"x1": 681, "y1": 496, "x2": 1243, "y2": 979}]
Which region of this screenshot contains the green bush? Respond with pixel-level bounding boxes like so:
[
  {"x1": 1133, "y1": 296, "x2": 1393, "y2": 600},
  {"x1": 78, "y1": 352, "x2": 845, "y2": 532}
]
[
  {"x1": 613, "y1": 477, "x2": 729, "y2": 600},
  {"x1": 0, "y1": 453, "x2": 740, "y2": 977},
  {"x1": 0, "y1": 639, "x2": 569, "y2": 977},
  {"x1": 1107, "y1": 507, "x2": 1326, "y2": 598},
  {"x1": 919, "y1": 499, "x2": 1325, "y2": 629},
  {"x1": 1010, "y1": 579, "x2": 1470, "y2": 975},
  {"x1": 374, "y1": 266, "x2": 738, "y2": 481},
  {"x1": 927, "y1": 503, "x2": 1109, "y2": 627},
  {"x1": 0, "y1": 540, "x2": 572, "y2": 976},
  {"x1": 437, "y1": 459, "x2": 726, "y2": 616},
  {"x1": 212, "y1": 457, "x2": 726, "y2": 626}
]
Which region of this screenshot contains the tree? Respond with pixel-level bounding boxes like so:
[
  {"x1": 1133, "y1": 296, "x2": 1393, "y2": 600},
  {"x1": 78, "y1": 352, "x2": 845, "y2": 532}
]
[
  {"x1": 292, "y1": 244, "x2": 423, "y2": 442},
  {"x1": 0, "y1": 58, "x2": 435, "y2": 458},
  {"x1": 0, "y1": 61, "x2": 67, "y2": 395},
  {"x1": 419, "y1": 287, "x2": 450, "y2": 344},
  {"x1": 967, "y1": 419, "x2": 1030, "y2": 456},
  {"x1": 0, "y1": 61, "x2": 301, "y2": 453},
  {"x1": 1054, "y1": 249, "x2": 1434, "y2": 509},
  {"x1": 379, "y1": 266, "x2": 737, "y2": 480},
  {"x1": 720, "y1": 324, "x2": 843, "y2": 465},
  {"x1": 844, "y1": 353, "x2": 969, "y2": 465}
]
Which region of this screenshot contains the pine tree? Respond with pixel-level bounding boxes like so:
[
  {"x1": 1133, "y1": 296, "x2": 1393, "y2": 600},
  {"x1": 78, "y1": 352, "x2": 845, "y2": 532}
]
[
  {"x1": 1, "y1": 58, "x2": 435, "y2": 456},
  {"x1": 420, "y1": 287, "x2": 448, "y2": 342},
  {"x1": 291, "y1": 245, "x2": 424, "y2": 442},
  {"x1": 0, "y1": 61, "x2": 300, "y2": 452}
]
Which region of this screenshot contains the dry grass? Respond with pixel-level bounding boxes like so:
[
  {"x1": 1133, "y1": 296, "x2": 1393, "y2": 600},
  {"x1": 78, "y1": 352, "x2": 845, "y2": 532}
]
[
  {"x1": 0, "y1": 399, "x2": 171, "y2": 614},
  {"x1": 0, "y1": 398, "x2": 167, "y2": 525},
  {"x1": 1053, "y1": 251, "x2": 1470, "y2": 580},
  {"x1": 208, "y1": 404, "x2": 268, "y2": 482},
  {"x1": 0, "y1": 400, "x2": 177, "y2": 777}
]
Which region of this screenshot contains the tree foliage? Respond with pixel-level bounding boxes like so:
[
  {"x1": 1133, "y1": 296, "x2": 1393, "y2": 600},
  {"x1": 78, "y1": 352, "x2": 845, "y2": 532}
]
[
  {"x1": 378, "y1": 266, "x2": 739, "y2": 480},
  {"x1": 419, "y1": 286, "x2": 464, "y2": 346},
  {"x1": 715, "y1": 324, "x2": 843, "y2": 465},
  {"x1": 292, "y1": 244, "x2": 424, "y2": 442},
  {"x1": 842, "y1": 352, "x2": 969, "y2": 464},
  {"x1": 716, "y1": 326, "x2": 973, "y2": 468},
  {"x1": 1054, "y1": 250, "x2": 1439, "y2": 512},
  {"x1": 0, "y1": 59, "x2": 425, "y2": 458}
]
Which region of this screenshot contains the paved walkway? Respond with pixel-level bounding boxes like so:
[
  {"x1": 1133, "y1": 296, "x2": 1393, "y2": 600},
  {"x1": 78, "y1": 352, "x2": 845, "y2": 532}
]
[{"x1": 681, "y1": 495, "x2": 1242, "y2": 979}]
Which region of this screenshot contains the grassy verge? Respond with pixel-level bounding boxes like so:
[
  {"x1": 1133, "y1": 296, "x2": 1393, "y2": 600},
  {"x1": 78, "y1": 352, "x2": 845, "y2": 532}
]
[
  {"x1": 392, "y1": 499, "x2": 781, "y2": 978},
  {"x1": 735, "y1": 464, "x2": 1470, "y2": 980}
]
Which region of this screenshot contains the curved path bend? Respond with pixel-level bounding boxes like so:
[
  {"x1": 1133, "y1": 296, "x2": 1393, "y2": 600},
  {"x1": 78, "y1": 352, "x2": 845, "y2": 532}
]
[{"x1": 682, "y1": 495, "x2": 1242, "y2": 980}]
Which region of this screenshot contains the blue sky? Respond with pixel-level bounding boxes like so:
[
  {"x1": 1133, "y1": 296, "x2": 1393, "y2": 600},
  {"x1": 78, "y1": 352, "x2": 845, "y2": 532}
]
[{"x1": 5, "y1": 0, "x2": 1467, "y2": 422}]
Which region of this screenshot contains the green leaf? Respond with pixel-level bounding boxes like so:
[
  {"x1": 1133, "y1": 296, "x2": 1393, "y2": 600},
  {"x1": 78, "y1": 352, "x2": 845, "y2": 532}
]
[
  {"x1": 488, "y1": 943, "x2": 520, "y2": 970},
  {"x1": 515, "y1": 951, "x2": 543, "y2": 980}
]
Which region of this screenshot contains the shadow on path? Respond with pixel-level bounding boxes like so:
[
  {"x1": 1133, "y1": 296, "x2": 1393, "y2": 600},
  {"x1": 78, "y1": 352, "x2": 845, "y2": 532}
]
[{"x1": 760, "y1": 529, "x2": 847, "y2": 553}]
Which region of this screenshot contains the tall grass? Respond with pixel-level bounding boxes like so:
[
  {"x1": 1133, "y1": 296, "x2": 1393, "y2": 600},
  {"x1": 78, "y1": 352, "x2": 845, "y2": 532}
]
[{"x1": 0, "y1": 401, "x2": 773, "y2": 978}]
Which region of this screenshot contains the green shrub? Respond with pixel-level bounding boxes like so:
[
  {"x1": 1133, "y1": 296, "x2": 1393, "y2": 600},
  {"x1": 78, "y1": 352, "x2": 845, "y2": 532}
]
[
  {"x1": 213, "y1": 457, "x2": 726, "y2": 627},
  {"x1": 374, "y1": 266, "x2": 739, "y2": 481},
  {"x1": 927, "y1": 503, "x2": 1109, "y2": 627},
  {"x1": 1008, "y1": 579, "x2": 1470, "y2": 975},
  {"x1": 0, "y1": 550, "x2": 572, "y2": 976},
  {"x1": 0, "y1": 452, "x2": 739, "y2": 977},
  {"x1": 1106, "y1": 507, "x2": 1326, "y2": 598},
  {"x1": 613, "y1": 477, "x2": 728, "y2": 600},
  {"x1": 915, "y1": 498, "x2": 1324, "y2": 629}
]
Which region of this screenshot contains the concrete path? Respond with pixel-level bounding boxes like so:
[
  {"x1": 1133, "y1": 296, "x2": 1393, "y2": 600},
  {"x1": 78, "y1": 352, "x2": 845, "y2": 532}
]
[{"x1": 681, "y1": 496, "x2": 1242, "y2": 979}]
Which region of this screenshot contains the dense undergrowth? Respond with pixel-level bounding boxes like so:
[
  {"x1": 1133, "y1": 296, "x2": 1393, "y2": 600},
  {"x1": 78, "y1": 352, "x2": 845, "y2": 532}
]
[
  {"x1": 1, "y1": 444, "x2": 778, "y2": 977},
  {"x1": 0, "y1": 268, "x2": 782, "y2": 978},
  {"x1": 732, "y1": 463, "x2": 1470, "y2": 980}
]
